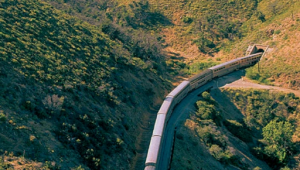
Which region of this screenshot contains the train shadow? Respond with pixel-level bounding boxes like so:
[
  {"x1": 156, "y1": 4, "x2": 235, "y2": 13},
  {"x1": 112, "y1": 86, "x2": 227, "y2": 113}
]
[
  {"x1": 212, "y1": 69, "x2": 246, "y2": 88},
  {"x1": 210, "y1": 87, "x2": 245, "y2": 121}
]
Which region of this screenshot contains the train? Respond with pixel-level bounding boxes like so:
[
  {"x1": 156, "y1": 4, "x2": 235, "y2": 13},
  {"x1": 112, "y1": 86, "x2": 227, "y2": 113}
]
[{"x1": 144, "y1": 52, "x2": 263, "y2": 170}]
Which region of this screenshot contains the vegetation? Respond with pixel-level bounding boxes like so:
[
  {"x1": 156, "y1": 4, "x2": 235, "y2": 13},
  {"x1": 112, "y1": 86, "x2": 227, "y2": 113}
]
[
  {"x1": 183, "y1": 60, "x2": 219, "y2": 75},
  {"x1": 1, "y1": 0, "x2": 300, "y2": 169},
  {"x1": 262, "y1": 120, "x2": 294, "y2": 163},
  {"x1": 172, "y1": 89, "x2": 300, "y2": 169},
  {"x1": 222, "y1": 89, "x2": 300, "y2": 168},
  {"x1": 233, "y1": 0, "x2": 300, "y2": 88},
  {"x1": 145, "y1": 0, "x2": 261, "y2": 53},
  {"x1": 192, "y1": 92, "x2": 248, "y2": 168},
  {"x1": 0, "y1": 0, "x2": 170, "y2": 169}
]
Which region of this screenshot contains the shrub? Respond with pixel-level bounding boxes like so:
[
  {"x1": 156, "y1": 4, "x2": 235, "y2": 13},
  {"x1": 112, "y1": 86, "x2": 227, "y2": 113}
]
[
  {"x1": 209, "y1": 145, "x2": 236, "y2": 164},
  {"x1": 262, "y1": 120, "x2": 294, "y2": 163},
  {"x1": 209, "y1": 144, "x2": 223, "y2": 160},
  {"x1": 0, "y1": 112, "x2": 6, "y2": 122},
  {"x1": 202, "y1": 91, "x2": 211, "y2": 101},
  {"x1": 274, "y1": 30, "x2": 281, "y2": 34},
  {"x1": 182, "y1": 17, "x2": 193, "y2": 24},
  {"x1": 196, "y1": 101, "x2": 217, "y2": 120}
]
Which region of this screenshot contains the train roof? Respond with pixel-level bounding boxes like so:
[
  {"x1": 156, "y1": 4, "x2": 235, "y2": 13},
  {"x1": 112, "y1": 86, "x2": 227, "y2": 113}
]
[
  {"x1": 145, "y1": 136, "x2": 161, "y2": 164},
  {"x1": 209, "y1": 52, "x2": 263, "y2": 70},
  {"x1": 145, "y1": 166, "x2": 155, "y2": 170},
  {"x1": 209, "y1": 58, "x2": 240, "y2": 70},
  {"x1": 189, "y1": 69, "x2": 212, "y2": 82},
  {"x1": 167, "y1": 81, "x2": 190, "y2": 97},
  {"x1": 152, "y1": 114, "x2": 166, "y2": 136},
  {"x1": 239, "y1": 52, "x2": 263, "y2": 60},
  {"x1": 158, "y1": 97, "x2": 173, "y2": 114}
]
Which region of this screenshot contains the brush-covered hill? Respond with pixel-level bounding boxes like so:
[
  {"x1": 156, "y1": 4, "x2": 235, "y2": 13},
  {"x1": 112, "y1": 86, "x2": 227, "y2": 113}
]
[
  {"x1": 54, "y1": 0, "x2": 300, "y2": 91},
  {"x1": 150, "y1": 0, "x2": 300, "y2": 89},
  {"x1": 226, "y1": 0, "x2": 300, "y2": 90},
  {"x1": 0, "y1": 0, "x2": 171, "y2": 169}
]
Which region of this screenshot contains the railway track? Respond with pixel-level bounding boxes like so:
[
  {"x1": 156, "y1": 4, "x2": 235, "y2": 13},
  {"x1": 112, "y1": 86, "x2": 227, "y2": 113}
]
[{"x1": 145, "y1": 52, "x2": 265, "y2": 170}]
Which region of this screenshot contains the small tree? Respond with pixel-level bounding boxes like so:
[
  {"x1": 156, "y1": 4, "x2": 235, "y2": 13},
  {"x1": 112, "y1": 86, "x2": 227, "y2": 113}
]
[{"x1": 262, "y1": 120, "x2": 294, "y2": 162}]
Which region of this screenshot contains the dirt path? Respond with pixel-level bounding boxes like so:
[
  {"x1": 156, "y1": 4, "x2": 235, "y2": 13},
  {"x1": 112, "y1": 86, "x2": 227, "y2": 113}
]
[{"x1": 222, "y1": 77, "x2": 300, "y2": 97}]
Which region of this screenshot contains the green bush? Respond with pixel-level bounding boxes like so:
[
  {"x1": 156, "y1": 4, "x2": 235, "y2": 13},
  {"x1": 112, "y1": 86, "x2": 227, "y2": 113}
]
[
  {"x1": 182, "y1": 17, "x2": 193, "y2": 24},
  {"x1": 202, "y1": 91, "x2": 211, "y2": 101},
  {"x1": 274, "y1": 30, "x2": 281, "y2": 34},
  {"x1": 262, "y1": 120, "x2": 294, "y2": 163},
  {"x1": 196, "y1": 101, "x2": 217, "y2": 120},
  {"x1": 209, "y1": 145, "x2": 237, "y2": 164},
  {"x1": 0, "y1": 112, "x2": 6, "y2": 122},
  {"x1": 209, "y1": 144, "x2": 223, "y2": 160}
]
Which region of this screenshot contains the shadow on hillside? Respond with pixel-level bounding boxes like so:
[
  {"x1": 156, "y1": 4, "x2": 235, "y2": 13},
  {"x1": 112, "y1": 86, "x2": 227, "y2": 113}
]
[
  {"x1": 167, "y1": 51, "x2": 182, "y2": 57},
  {"x1": 209, "y1": 87, "x2": 271, "y2": 169},
  {"x1": 210, "y1": 88, "x2": 245, "y2": 121},
  {"x1": 210, "y1": 69, "x2": 265, "y2": 138},
  {"x1": 128, "y1": 2, "x2": 173, "y2": 29},
  {"x1": 165, "y1": 51, "x2": 187, "y2": 84},
  {"x1": 213, "y1": 69, "x2": 246, "y2": 88}
]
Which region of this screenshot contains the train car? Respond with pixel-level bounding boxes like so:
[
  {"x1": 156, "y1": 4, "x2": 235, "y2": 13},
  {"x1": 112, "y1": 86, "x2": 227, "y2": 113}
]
[
  {"x1": 145, "y1": 135, "x2": 161, "y2": 168},
  {"x1": 158, "y1": 97, "x2": 173, "y2": 122},
  {"x1": 209, "y1": 59, "x2": 240, "y2": 78},
  {"x1": 145, "y1": 165, "x2": 155, "y2": 170},
  {"x1": 152, "y1": 114, "x2": 167, "y2": 138},
  {"x1": 189, "y1": 69, "x2": 213, "y2": 90},
  {"x1": 145, "y1": 97, "x2": 172, "y2": 170},
  {"x1": 239, "y1": 53, "x2": 262, "y2": 68},
  {"x1": 166, "y1": 81, "x2": 190, "y2": 107},
  {"x1": 144, "y1": 114, "x2": 167, "y2": 169}
]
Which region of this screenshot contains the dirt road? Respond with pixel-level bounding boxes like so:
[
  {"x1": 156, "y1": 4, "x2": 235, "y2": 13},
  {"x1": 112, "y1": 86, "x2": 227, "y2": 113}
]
[{"x1": 222, "y1": 77, "x2": 300, "y2": 97}]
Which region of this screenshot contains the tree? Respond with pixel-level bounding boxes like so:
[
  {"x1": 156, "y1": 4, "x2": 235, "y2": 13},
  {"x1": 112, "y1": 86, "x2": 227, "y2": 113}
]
[{"x1": 262, "y1": 120, "x2": 294, "y2": 162}]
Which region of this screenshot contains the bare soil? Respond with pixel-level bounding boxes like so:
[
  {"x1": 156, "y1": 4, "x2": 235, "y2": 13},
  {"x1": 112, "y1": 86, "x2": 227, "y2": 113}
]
[{"x1": 222, "y1": 77, "x2": 300, "y2": 97}]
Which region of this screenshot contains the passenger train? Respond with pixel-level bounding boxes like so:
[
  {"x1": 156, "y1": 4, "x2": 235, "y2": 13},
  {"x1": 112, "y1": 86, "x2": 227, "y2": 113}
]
[{"x1": 145, "y1": 52, "x2": 263, "y2": 170}]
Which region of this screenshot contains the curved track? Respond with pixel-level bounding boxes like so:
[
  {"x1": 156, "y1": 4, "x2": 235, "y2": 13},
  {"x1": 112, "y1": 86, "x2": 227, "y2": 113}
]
[
  {"x1": 159, "y1": 70, "x2": 300, "y2": 170},
  {"x1": 145, "y1": 53, "x2": 263, "y2": 170},
  {"x1": 158, "y1": 71, "x2": 246, "y2": 170}
]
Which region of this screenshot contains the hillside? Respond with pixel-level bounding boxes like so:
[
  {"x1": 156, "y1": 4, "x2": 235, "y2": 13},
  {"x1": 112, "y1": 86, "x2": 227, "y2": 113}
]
[
  {"x1": 40, "y1": 0, "x2": 300, "y2": 88},
  {"x1": 0, "y1": 0, "x2": 171, "y2": 169},
  {"x1": 1, "y1": 0, "x2": 300, "y2": 169},
  {"x1": 234, "y1": 0, "x2": 300, "y2": 89},
  {"x1": 171, "y1": 89, "x2": 300, "y2": 170}
]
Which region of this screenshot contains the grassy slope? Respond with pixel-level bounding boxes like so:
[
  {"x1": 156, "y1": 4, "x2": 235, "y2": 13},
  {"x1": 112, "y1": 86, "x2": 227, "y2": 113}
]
[
  {"x1": 111, "y1": 0, "x2": 300, "y2": 89},
  {"x1": 0, "y1": 0, "x2": 171, "y2": 169},
  {"x1": 214, "y1": 0, "x2": 300, "y2": 88},
  {"x1": 45, "y1": 0, "x2": 300, "y2": 86}
]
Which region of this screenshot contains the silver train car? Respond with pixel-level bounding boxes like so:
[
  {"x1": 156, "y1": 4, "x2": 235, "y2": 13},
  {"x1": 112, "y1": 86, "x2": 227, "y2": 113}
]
[{"x1": 145, "y1": 52, "x2": 263, "y2": 170}]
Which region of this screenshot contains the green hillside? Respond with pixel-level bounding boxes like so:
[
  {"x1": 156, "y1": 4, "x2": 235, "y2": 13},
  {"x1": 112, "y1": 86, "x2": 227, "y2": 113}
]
[
  {"x1": 0, "y1": 0, "x2": 171, "y2": 169},
  {"x1": 234, "y1": 0, "x2": 300, "y2": 89}
]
